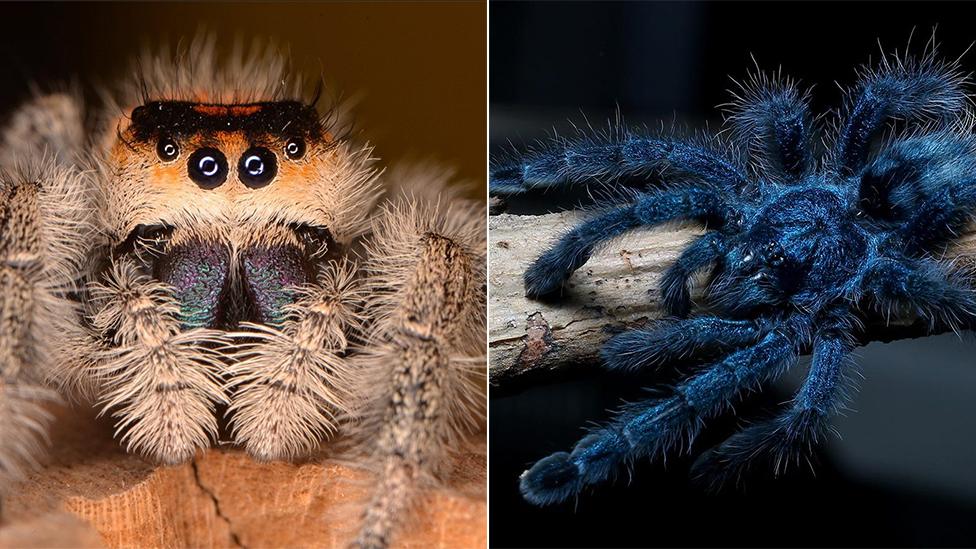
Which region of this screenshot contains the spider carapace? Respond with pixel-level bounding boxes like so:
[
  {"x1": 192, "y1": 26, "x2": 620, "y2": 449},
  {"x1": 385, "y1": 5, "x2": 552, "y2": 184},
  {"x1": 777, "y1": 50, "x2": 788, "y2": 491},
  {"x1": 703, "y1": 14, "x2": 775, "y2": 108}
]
[{"x1": 716, "y1": 183, "x2": 870, "y2": 313}]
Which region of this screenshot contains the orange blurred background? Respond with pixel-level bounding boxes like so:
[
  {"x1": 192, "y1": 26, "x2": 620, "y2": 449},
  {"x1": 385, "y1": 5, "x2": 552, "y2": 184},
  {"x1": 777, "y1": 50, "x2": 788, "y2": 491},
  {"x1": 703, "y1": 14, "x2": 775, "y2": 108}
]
[{"x1": 0, "y1": 2, "x2": 486, "y2": 193}]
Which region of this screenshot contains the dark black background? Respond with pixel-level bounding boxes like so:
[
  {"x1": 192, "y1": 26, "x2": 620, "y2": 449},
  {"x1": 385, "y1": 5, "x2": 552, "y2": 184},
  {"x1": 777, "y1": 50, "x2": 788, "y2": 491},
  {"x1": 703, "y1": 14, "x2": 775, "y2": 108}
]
[{"x1": 490, "y1": 2, "x2": 976, "y2": 547}]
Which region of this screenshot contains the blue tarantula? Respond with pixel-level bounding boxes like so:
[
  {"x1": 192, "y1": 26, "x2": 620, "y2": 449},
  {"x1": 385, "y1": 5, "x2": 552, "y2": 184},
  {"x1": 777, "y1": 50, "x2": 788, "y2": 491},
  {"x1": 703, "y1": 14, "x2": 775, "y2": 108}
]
[{"x1": 491, "y1": 50, "x2": 976, "y2": 505}]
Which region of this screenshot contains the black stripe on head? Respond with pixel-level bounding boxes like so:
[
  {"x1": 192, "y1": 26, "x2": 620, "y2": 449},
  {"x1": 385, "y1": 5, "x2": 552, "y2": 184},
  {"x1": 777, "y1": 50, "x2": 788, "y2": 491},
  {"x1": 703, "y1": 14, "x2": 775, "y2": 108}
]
[{"x1": 129, "y1": 101, "x2": 324, "y2": 142}]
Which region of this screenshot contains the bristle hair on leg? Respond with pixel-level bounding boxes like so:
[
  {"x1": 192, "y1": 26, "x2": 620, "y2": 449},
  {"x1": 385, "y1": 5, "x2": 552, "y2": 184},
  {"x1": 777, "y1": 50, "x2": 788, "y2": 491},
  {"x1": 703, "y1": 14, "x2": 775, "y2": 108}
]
[
  {"x1": 0, "y1": 156, "x2": 93, "y2": 488},
  {"x1": 351, "y1": 175, "x2": 486, "y2": 549},
  {"x1": 0, "y1": 93, "x2": 85, "y2": 168},
  {"x1": 87, "y1": 259, "x2": 229, "y2": 465},
  {"x1": 226, "y1": 259, "x2": 367, "y2": 461}
]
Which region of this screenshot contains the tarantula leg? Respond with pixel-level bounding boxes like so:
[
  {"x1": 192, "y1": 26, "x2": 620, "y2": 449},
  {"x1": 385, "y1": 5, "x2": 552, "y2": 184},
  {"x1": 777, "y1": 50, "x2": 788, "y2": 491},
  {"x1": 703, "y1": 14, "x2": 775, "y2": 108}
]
[
  {"x1": 900, "y1": 185, "x2": 976, "y2": 255},
  {"x1": 862, "y1": 257, "x2": 976, "y2": 330},
  {"x1": 660, "y1": 232, "x2": 728, "y2": 316},
  {"x1": 858, "y1": 132, "x2": 976, "y2": 223},
  {"x1": 726, "y1": 71, "x2": 813, "y2": 181},
  {"x1": 834, "y1": 53, "x2": 968, "y2": 173},
  {"x1": 353, "y1": 193, "x2": 485, "y2": 549},
  {"x1": 600, "y1": 316, "x2": 765, "y2": 372},
  {"x1": 88, "y1": 259, "x2": 228, "y2": 465},
  {"x1": 0, "y1": 161, "x2": 90, "y2": 485},
  {"x1": 225, "y1": 259, "x2": 364, "y2": 461},
  {"x1": 525, "y1": 187, "x2": 729, "y2": 298},
  {"x1": 519, "y1": 315, "x2": 809, "y2": 506},
  {"x1": 692, "y1": 318, "x2": 854, "y2": 486},
  {"x1": 490, "y1": 135, "x2": 747, "y2": 195}
]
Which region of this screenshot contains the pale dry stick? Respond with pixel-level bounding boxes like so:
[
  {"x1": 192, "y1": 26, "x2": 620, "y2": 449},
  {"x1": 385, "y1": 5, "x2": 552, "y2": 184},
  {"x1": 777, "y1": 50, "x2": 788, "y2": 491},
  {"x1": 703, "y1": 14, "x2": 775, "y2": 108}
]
[{"x1": 488, "y1": 210, "x2": 976, "y2": 383}]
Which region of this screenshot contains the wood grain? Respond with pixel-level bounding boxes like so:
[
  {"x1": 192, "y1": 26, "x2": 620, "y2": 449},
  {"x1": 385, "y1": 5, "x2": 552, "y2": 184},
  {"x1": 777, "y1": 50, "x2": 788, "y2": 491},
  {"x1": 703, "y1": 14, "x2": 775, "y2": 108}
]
[
  {"x1": 0, "y1": 405, "x2": 485, "y2": 549},
  {"x1": 489, "y1": 210, "x2": 976, "y2": 382}
]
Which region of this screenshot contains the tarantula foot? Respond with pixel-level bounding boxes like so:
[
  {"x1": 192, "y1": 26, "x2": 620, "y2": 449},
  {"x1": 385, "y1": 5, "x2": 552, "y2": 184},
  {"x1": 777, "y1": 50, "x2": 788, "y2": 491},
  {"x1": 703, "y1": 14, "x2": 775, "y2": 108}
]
[
  {"x1": 690, "y1": 408, "x2": 827, "y2": 490},
  {"x1": 660, "y1": 268, "x2": 693, "y2": 317},
  {"x1": 489, "y1": 165, "x2": 526, "y2": 195},
  {"x1": 519, "y1": 451, "x2": 580, "y2": 506},
  {"x1": 523, "y1": 254, "x2": 576, "y2": 300},
  {"x1": 601, "y1": 329, "x2": 666, "y2": 372}
]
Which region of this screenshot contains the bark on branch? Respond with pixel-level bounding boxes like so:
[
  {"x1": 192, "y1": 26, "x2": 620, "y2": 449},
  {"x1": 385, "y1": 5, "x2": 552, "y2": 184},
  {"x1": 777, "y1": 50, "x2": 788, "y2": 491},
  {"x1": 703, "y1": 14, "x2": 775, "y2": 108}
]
[{"x1": 488, "y1": 210, "x2": 976, "y2": 384}]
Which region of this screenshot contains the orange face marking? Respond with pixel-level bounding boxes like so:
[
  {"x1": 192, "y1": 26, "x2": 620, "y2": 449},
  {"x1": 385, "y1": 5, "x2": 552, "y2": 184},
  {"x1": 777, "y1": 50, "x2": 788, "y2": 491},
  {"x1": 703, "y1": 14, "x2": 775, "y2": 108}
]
[
  {"x1": 230, "y1": 105, "x2": 263, "y2": 116},
  {"x1": 191, "y1": 104, "x2": 264, "y2": 117},
  {"x1": 192, "y1": 104, "x2": 230, "y2": 116}
]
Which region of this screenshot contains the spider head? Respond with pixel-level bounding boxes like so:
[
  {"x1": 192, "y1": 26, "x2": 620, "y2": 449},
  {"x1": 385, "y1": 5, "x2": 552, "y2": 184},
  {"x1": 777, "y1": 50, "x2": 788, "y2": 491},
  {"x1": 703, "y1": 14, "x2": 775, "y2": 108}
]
[
  {"x1": 709, "y1": 238, "x2": 797, "y2": 314},
  {"x1": 102, "y1": 98, "x2": 380, "y2": 327},
  {"x1": 710, "y1": 187, "x2": 869, "y2": 314},
  {"x1": 106, "y1": 100, "x2": 377, "y2": 248}
]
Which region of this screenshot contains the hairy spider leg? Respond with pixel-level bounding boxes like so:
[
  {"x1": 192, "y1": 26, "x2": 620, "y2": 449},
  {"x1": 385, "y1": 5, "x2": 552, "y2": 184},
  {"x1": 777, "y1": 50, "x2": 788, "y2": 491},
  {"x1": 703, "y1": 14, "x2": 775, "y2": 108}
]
[
  {"x1": 353, "y1": 194, "x2": 485, "y2": 549},
  {"x1": 660, "y1": 232, "x2": 729, "y2": 316},
  {"x1": 519, "y1": 315, "x2": 809, "y2": 506},
  {"x1": 524, "y1": 188, "x2": 730, "y2": 298},
  {"x1": 692, "y1": 316, "x2": 853, "y2": 486},
  {"x1": 0, "y1": 163, "x2": 89, "y2": 484},
  {"x1": 859, "y1": 133, "x2": 976, "y2": 225},
  {"x1": 901, "y1": 185, "x2": 976, "y2": 254},
  {"x1": 834, "y1": 59, "x2": 968, "y2": 174},
  {"x1": 862, "y1": 257, "x2": 976, "y2": 329},
  {"x1": 600, "y1": 316, "x2": 765, "y2": 372},
  {"x1": 727, "y1": 78, "x2": 813, "y2": 181},
  {"x1": 226, "y1": 260, "x2": 363, "y2": 461},
  {"x1": 490, "y1": 136, "x2": 748, "y2": 195}
]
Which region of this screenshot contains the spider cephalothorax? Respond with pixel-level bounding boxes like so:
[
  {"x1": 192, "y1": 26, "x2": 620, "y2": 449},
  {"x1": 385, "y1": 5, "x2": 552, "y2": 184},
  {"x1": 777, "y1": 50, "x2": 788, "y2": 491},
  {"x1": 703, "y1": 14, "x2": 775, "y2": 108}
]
[
  {"x1": 491, "y1": 47, "x2": 976, "y2": 506},
  {"x1": 0, "y1": 38, "x2": 485, "y2": 549},
  {"x1": 110, "y1": 99, "x2": 362, "y2": 330}
]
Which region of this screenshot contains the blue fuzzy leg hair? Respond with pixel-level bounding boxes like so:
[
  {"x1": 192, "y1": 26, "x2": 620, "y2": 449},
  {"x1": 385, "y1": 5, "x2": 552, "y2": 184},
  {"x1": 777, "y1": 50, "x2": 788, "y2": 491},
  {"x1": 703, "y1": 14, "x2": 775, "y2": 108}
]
[{"x1": 492, "y1": 42, "x2": 976, "y2": 505}]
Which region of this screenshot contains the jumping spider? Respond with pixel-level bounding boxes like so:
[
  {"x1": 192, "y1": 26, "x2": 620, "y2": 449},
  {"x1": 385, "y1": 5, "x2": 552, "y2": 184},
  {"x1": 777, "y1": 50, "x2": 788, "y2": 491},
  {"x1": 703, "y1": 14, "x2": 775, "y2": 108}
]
[
  {"x1": 491, "y1": 46, "x2": 976, "y2": 505},
  {"x1": 0, "y1": 39, "x2": 485, "y2": 548}
]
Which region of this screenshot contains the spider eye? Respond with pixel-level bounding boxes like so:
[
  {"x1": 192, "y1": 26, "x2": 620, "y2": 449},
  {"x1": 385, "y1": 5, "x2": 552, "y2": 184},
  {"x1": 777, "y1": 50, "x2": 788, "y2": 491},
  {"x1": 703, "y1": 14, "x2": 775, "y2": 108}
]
[
  {"x1": 156, "y1": 137, "x2": 180, "y2": 162},
  {"x1": 187, "y1": 147, "x2": 228, "y2": 189},
  {"x1": 238, "y1": 147, "x2": 278, "y2": 189},
  {"x1": 284, "y1": 138, "x2": 306, "y2": 160},
  {"x1": 765, "y1": 241, "x2": 785, "y2": 266}
]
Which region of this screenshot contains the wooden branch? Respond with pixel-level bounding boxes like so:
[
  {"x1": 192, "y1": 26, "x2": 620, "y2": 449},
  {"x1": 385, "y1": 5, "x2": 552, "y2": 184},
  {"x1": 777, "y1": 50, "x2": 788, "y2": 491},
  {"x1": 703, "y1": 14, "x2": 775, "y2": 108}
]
[
  {"x1": 489, "y1": 211, "x2": 976, "y2": 384},
  {"x1": 0, "y1": 405, "x2": 485, "y2": 549}
]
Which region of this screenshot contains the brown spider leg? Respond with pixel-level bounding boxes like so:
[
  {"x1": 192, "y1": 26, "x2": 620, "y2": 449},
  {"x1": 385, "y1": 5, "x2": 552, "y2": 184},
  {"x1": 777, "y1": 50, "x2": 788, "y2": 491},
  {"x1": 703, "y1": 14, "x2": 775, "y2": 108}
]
[
  {"x1": 352, "y1": 193, "x2": 485, "y2": 549},
  {"x1": 87, "y1": 258, "x2": 229, "y2": 465},
  {"x1": 0, "y1": 93, "x2": 84, "y2": 168},
  {"x1": 225, "y1": 258, "x2": 366, "y2": 461},
  {"x1": 0, "y1": 159, "x2": 92, "y2": 489}
]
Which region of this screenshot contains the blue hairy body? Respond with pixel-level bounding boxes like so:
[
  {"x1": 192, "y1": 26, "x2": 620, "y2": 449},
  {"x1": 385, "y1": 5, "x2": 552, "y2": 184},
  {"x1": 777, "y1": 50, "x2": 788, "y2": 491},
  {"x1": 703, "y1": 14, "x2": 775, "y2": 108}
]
[{"x1": 491, "y1": 49, "x2": 976, "y2": 505}]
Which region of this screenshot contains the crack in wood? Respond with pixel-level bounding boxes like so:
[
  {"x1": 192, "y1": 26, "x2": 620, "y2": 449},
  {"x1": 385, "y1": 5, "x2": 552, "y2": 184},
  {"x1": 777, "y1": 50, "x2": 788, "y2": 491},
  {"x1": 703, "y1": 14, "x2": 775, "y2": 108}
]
[{"x1": 191, "y1": 457, "x2": 245, "y2": 549}]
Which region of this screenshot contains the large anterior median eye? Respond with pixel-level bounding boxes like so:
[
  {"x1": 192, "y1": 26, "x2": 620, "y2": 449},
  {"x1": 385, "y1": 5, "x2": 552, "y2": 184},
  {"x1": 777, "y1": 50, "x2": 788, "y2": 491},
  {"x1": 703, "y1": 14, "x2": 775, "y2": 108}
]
[
  {"x1": 187, "y1": 147, "x2": 228, "y2": 189},
  {"x1": 238, "y1": 147, "x2": 278, "y2": 188}
]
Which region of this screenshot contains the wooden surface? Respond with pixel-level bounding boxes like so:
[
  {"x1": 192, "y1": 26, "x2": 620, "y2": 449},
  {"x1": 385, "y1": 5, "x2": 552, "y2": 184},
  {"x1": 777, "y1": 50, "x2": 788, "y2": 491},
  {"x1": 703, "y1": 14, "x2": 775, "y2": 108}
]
[
  {"x1": 0, "y1": 405, "x2": 486, "y2": 549},
  {"x1": 489, "y1": 210, "x2": 976, "y2": 382},
  {"x1": 489, "y1": 211, "x2": 702, "y2": 382}
]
